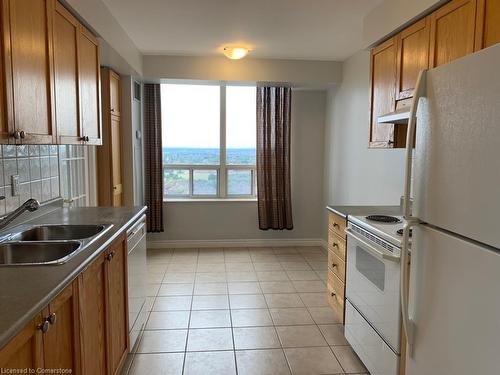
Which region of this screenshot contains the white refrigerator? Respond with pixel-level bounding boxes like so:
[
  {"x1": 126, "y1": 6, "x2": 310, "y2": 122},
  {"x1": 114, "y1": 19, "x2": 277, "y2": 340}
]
[{"x1": 401, "y1": 43, "x2": 500, "y2": 374}]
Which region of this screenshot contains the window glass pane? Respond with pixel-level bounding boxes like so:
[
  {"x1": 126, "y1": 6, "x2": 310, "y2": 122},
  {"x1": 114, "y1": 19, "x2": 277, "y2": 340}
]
[
  {"x1": 226, "y1": 86, "x2": 256, "y2": 165},
  {"x1": 164, "y1": 169, "x2": 189, "y2": 195},
  {"x1": 227, "y1": 169, "x2": 252, "y2": 195},
  {"x1": 193, "y1": 170, "x2": 217, "y2": 195},
  {"x1": 161, "y1": 84, "x2": 220, "y2": 164}
]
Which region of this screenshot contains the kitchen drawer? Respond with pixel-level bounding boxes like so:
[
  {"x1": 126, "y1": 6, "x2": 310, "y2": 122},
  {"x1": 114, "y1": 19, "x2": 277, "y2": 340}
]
[
  {"x1": 329, "y1": 213, "x2": 347, "y2": 238},
  {"x1": 327, "y1": 274, "x2": 345, "y2": 323},
  {"x1": 328, "y1": 249, "x2": 346, "y2": 282},
  {"x1": 328, "y1": 231, "x2": 346, "y2": 260}
]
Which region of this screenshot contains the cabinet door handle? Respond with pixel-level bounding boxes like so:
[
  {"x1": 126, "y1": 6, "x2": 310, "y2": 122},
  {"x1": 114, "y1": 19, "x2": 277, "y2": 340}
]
[
  {"x1": 47, "y1": 312, "x2": 57, "y2": 325},
  {"x1": 19, "y1": 131, "x2": 26, "y2": 139},
  {"x1": 38, "y1": 320, "x2": 50, "y2": 333},
  {"x1": 12, "y1": 131, "x2": 20, "y2": 140},
  {"x1": 106, "y1": 251, "x2": 116, "y2": 261},
  {"x1": 111, "y1": 108, "x2": 115, "y2": 112}
]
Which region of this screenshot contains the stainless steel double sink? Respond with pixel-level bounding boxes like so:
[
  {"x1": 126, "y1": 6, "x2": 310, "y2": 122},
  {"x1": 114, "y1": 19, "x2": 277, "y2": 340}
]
[{"x1": 0, "y1": 224, "x2": 113, "y2": 266}]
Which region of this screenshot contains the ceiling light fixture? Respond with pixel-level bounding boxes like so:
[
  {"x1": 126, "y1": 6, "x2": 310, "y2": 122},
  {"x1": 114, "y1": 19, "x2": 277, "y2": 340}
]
[{"x1": 223, "y1": 46, "x2": 249, "y2": 60}]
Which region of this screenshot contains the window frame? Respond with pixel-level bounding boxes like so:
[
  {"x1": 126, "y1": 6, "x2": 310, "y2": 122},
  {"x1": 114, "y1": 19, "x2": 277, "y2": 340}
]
[{"x1": 163, "y1": 83, "x2": 257, "y2": 200}]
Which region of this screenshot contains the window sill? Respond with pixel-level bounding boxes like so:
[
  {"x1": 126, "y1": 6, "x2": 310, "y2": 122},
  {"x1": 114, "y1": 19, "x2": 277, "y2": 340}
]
[{"x1": 164, "y1": 198, "x2": 257, "y2": 203}]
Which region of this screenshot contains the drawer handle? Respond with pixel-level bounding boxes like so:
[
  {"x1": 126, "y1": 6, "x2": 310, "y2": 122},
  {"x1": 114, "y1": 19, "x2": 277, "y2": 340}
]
[
  {"x1": 47, "y1": 313, "x2": 57, "y2": 325},
  {"x1": 332, "y1": 243, "x2": 339, "y2": 248},
  {"x1": 331, "y1": 292, "x2": 336, "y2": 297},
  {"x1": 331, "y1": 263, "x2": 337, "y2": 268},
  {"x1": 106, "y1": 251, "x2": 115, "y2": 261},
  {"x1": 333, "y1": 223, "x2": 340, "y2": 229}
]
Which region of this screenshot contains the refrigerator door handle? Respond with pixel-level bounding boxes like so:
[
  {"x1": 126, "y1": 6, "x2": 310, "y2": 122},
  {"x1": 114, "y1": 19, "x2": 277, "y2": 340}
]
[
  {"x1": 403, "y1": 69, "x2": 427, "y2": 219},
  {"x1": 401, "y1": 219, "x2": 419, "y2": 357}
]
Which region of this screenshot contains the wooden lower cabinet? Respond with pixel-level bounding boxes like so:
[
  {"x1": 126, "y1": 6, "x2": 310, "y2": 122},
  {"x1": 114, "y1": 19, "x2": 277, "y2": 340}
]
[
  {"x1": 0, "y1": 235, "x2": 129, "y2": 375},
  {"x1": 327, "y1": 211, "x2": 348, "y2": 324}
]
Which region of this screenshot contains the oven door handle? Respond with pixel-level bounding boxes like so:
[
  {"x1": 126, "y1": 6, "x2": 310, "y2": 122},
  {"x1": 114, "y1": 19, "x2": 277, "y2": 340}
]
[{"x1": 345, "y1": 228, "x2": 400, "y2": 263}]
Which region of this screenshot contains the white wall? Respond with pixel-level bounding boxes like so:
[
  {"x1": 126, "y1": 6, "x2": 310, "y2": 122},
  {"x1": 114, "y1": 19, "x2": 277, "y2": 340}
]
[
  {"x1": 322, "y1": 50, "x2": 406, "y2": 238},
  {"x1": 143, "y1": 55, "x2": 341, "y2": 86},
  {"x1": 148, "y1": 90, "x2": 326, "y2": 245}
]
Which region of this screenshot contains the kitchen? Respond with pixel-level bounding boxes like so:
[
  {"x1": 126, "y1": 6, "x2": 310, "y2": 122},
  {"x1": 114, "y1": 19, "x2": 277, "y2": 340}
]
[{"x1": 0, "y1": 0, "x2": 499, "y2": 374}]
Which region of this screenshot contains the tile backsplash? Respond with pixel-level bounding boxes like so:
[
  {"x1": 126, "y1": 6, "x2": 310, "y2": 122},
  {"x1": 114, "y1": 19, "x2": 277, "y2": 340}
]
[{"x1": 0, "y1": 145, "x2": 60, "y2": 215}]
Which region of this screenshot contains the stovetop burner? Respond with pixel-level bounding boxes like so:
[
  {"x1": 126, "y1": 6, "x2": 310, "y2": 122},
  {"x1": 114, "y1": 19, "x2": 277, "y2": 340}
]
[
  {"x1": 365, "y1": 215, "x2": 402, "y2": 223},
  {"x1": 397, "y1": 228, "x2": 412, "y2": 237}
]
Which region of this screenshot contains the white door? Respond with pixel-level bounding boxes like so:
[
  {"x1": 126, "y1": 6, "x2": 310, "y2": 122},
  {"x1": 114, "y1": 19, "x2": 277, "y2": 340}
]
[
  {"x1": 413, "y1": 43, "x2": 500, "y2": 249},
  {"x1": 406, "y1": 224, "x2": 500, "y2": 375}
]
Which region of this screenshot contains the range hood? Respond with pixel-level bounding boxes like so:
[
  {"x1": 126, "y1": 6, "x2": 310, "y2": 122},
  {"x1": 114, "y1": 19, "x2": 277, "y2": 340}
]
[{"x1": 377, "y1": 107, "x2": 410, "y2": 124}]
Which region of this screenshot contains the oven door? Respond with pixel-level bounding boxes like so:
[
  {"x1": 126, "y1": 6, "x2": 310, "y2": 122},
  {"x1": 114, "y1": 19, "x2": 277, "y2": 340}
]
[{"x1": 345, "y1": 224, "x2": 401, "y2": 353}]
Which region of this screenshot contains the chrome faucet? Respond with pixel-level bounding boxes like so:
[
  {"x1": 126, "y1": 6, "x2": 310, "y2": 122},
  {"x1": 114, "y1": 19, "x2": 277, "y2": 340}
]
[{"x1": 0, "y1": 198, "x2": 40, "y2": 230}]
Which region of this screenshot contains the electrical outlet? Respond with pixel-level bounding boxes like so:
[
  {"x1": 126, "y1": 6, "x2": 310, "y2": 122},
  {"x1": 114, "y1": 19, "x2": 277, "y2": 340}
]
[{"x1": 11, "y1": 175, "x2": 19, "y2": 197}]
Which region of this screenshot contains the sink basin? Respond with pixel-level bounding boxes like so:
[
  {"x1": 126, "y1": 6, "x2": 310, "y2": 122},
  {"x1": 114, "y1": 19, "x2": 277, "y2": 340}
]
[
  {"x1": 11, "y1": 225, "x2": 106, "y2": 241},
  {"x1": 0, "y1": 241, "x2": 81, "y2": 266}
]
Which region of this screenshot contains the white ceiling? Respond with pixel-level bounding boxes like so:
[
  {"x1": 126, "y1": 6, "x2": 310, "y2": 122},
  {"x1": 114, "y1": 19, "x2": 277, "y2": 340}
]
[{"x1": 101, "y1": 0, "x2": 383, "y2": 61}]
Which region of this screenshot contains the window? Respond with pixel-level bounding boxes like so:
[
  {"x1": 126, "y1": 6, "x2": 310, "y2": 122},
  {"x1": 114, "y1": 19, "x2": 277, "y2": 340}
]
[{"x1": 162, "y1": 83, "x2": 256, "y2": 199}]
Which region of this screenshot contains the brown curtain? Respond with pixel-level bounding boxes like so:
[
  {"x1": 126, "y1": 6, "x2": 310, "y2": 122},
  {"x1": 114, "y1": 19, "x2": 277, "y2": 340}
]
[
  {"x1": 256, "y1": 86, "x2": 293, "y2": 230},
  {"x1": 144, "y1": 83, "x2": 164, "y2": 232}
]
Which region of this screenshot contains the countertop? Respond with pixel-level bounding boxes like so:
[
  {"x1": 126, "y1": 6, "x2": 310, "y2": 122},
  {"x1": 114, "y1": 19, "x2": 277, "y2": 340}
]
[
  {"x1": 326, "y1": 205, "x2": 402, "y2": 219},
  {"x1": 0, "y1": 205, "x2": 147, "y2": 349}
]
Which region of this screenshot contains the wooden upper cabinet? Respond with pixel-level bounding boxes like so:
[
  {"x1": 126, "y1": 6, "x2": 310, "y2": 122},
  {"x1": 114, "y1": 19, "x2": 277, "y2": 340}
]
[
  {"x1": 0, "y1": 314, "x2": 44, "y2": 370},
  {"x1": 78, "y1": 253, "x2": 107, "y2": 375},
  {"x1": 369, "y1": 37, "x2": 397, "y2": 148},
  {"x1": 42, "y1": 282, "x2": 80, "y2": 373},
  {"x1": 429, "y1": 0, "x2": 477, "y2": 68},
  {"x1": 79, "y1": 26, "x2": 102, "y2": 145},
  {"x1": 0, "y1": 3, "x2": 11, "y2": 144},
  {"x1": 475, "y1": 0, "x2": 500, "y2": 49},
  {"x1": 4, "y1": 0, "x2": 56, "y2": 144},
  {"x1": 109, "y1": 71, "x2": 121, "y2": 116},
  {"x1": 396, "y1": 17, "x2": 430, "y2": 101},
  {"x1": 106, "y1": 238, "x2": 128, "y2": 375},
  {"x1": 53, "y1": 2, "x2": 81, "y2": 144}
]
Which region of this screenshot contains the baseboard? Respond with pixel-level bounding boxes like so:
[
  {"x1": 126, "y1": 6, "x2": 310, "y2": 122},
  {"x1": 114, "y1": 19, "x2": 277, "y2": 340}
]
[
  {"x1": 147, "y1": 238, "x2": 325, "y2": 249},
  {"x1": 320, "y1": 238, "x2": 328, "y2": 250}
]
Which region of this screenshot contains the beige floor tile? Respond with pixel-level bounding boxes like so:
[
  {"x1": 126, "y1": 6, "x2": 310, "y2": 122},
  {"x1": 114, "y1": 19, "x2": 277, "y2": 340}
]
[
  {"x1": 270, "y1": 308, "x2": 314, "y2": 326},
  {"x1": 189, "y1": 309, "x2": 231, "y2": 328},
  {"x1": 286, "y1": 270, "x2": 320, "y2": 281},
  {"x1": 273, "y1": 247, "x2": 299, "y2": 255},
  {"x1": 147, "y1": 272, "x2": 165, "y2": 284},
  {"x1": 308, "y1": 307, "x2": 341, "y2": 324},
  {"x1": 284, "y1": 347, "x2": 343, "y2": 375},
  {"x1": 144, "y1": 297, "x2": 155, "y2": 312},
  {"x1": 162, "y1": 272, "x2": 196, "y2": 283},
  {"x1": 319, "y1": 324, "x2": 349, "y2": 346},
  {"x1": 276, "y1": 255, "x2": 305, "y2": 262},
  {"x1": 197, "y1": 256, "x2": 225, "y2": 264},
  {"x1": 226, "y1": 271, "x2": 258, "y2": 282},
  {"x1": 146, "y1": 311, "x2": 190, "y2": 330},
  {"x1": 257, "y1": 271, "x2": 290, "y2": 281},
  {"x1": 264, "y1": 293, "x2": 304, "y2": 308},
  {"x1": 225, "y1": 262, "x2": 254, "y2": 272},
  {"x1": 195, "y1": 272, "x2": 227, "y2": 283},
  {"x1": 228, "y1": 282, "x2": 262, "y2": 295},
  {"x1": 153, "y1": 296, "x2": 192, "y2": 311},
  {"x1": 299, "y1": 292, "x2": 329, "y2": 307},
  {"x1": 196, "y1": 263, "x2": 225, "y2": 272},
  {"x1": 147, "y1": 264, "x2": 168, "y2": 273},
  {"x1": 253, "y1": 262, "x2": 284, "y2": 271},
  {"x1": 280, "y1": 262, "x2": 312, "y2": 271},
  {"x1": 137, "y1": 330, "x2": 187, "y2": 353},
  {"x1": 158, "y1": 283, "x2": 193, "y2": 296},
  {"x1": 251, "y1": 254, "x2": 279, "y2": 262},
  {"x1": 259, "y1": 281, "x2": 296, "y2": 294},
  {"x1": 193, "y1": 282, "x2": 227, "y2": 295},
  {"x1": 229, "y1": 294, "x2": 267, "y2": 309},
  {"x1": 308, "y1": 261, "x2": 327, "y2": 271},
  {"x1": 187, "y1": 328, "x2": 233, "y2": 351},
  {"x1": 292, "y1": 280, "x2": 326, "y2": 293},
  {"x1": 276, "y1": 325, "x2": 328, "y2": 348},
  {"x1": 184, "y1": 351, "x2": 236, "y2": 375},
  {"x1": 147, "y1": 284, "x2": 161, "y2": 297},
  {"x1": 236, "y1": 349, "x2": 291, "y2": 375},
  {"x1": 332, "y1": 345, "x2": 368, "y2": 373},
  {"x1": 315, "y1": 270, "x2": 328, "y2": 282},
  {"x1": 224, "y1": 255, "x2": 252, "y2": 263},
  {"x1": 129, "y1": 353, "x2": 183, "y2": 375},
  {"x1": 233, "y1": 326, "x2": 280, "y2": 350},
  {"x1": 167, "y1": 263, "x2": 197, "y2": 273},
  {"x1": 191, "y1": 295, "x2": 229, "y2": 310},
  {"x1": 231, "y1": 309, "x2": 273, "y2": 327}
]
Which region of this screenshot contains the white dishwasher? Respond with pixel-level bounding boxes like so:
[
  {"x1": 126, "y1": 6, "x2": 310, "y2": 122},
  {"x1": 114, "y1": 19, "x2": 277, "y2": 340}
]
[{"x1": 127, "y1": 215, "x2": 147, "y2": 350}]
